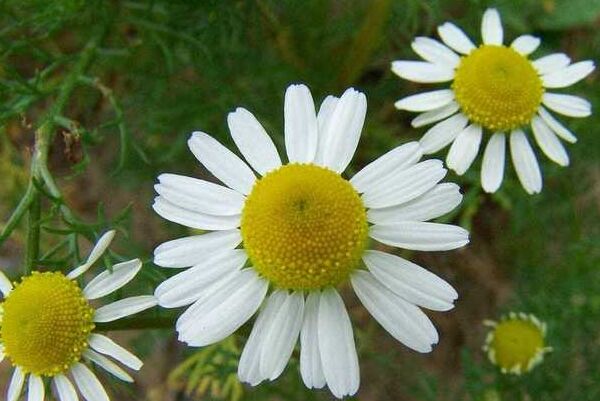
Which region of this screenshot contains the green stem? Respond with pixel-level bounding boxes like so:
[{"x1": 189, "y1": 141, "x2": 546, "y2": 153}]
[
  {"x1": 24, "y1": 190, "x2": 41, "y2": 273},
  {"x1": 0, "y1": 181, "x2": 35, "y2": 246},
  {"x1": 95, "y1": 314, "x2": 179, "y2": 331}
]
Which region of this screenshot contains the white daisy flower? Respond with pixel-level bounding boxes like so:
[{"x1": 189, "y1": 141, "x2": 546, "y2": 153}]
[
  {"x1": 152, "y1": 84, "x2": 469, "y2": 398},
  {"x1": 0, "y1": 230, "x2": 157, "y2": 401},
  {"x1": 392, "y1": 8, "x2": 595, "y2": 194}
]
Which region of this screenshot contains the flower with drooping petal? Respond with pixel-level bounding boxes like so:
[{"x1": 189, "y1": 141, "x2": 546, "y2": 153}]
[
  {"x1": 0, "y1": 230, "x2": 158, "y2": 401},
  {"x1": 392, "y1": 8, "x2": 595, "y2": 194},
  {"x1": 152, "y1": 83, "x2": 469, "y2": 398}
]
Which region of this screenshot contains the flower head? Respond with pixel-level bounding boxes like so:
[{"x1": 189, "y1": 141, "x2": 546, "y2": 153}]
[
  {"x1": 152, "y1": 84, "x2": 469, "y2": 398},
  {"x1": 392, "y1": 8, "x2": 595, "y2": 194},
  {"x1": 0, "y1": 230, "x2": 157, "y2": 401}
]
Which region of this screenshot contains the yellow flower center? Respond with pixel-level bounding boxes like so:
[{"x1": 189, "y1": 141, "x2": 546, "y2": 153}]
[
  {"x1": 1, "y1": 272, "x2": 95, "y2": 376},
  {"x1": 452, "y1": 45, "x2": 543, "y2": 131},
  {"x1": 241, "y1": 164, "x2": 368, "y2": 290},
  {"x1": 489, "y1": 317, "x2": 544, "y2": 372}
]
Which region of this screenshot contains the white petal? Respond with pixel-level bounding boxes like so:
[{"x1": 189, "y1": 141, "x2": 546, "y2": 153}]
[
  {"x1": 481, "y1": 8, "x2": 503, "y2": 45},
  {"x1": 155, "y1": 174, "x2": 245, "y2": 216},
  {"x1": 0, "y1": 344, "x2": 4, "y2": 362},
  {"x1": 350, "y1": 142, "x2": 422, "y2": 194},
  {"x1": 315, "y1": 88, "x2": 367, "y2": 173},
  {"x1": 27, "y1": 375, "x2": 44, "y2": 401},
  {"x1": 93, "y1": 295, "x2": 157, "y2": 323},
  {"x1": 188, "y1": 132, "x2": 256, "y2": 195},
  {"x1": 446, "y1": 124, "x2": 483, "y2": 175},
  {"x1": 538, "y1": 107, "x2": 577, "y2": 143},
  {"x1": 7, "y1": 367, "x2": 25, "y2": 401},
  {"x1": 0, "y1": 270, "x2": 13, "y2": 296},
  {"x1": 370, "y1": 221, "x2": 469, "y2": 251},
  {"x1": 533, "y1": 53, "x2": 571, "y2": 75},
  {"x1": 227, "y1": 107, "x2": 282, "y2": 175},
  {"x1": 155, "y1": 249, "x2": 247, "y2": 308},
  {"x1": 361, "y1": 159, "x2": 446, "y2": 209},
  {"x1": 70, "y1": 363, "x2": 109, "y2": 401},
  {"x1": 411, "y1": 102, "x2": 460, "y2": 128},
  {"x1": 53, "y1": 375, "x2": 79, "y2": 401},
  {"x1": 259, "y1": 291, "x2": 304, "y2": 380},
  {"x1": 411, "y1": 37, "x2": 460, "y2": 67},
  {"x1": 83, "y1": 259, "x2": 142, "y2": 300},
  {"x1": 362, "y1": 250, "x2": 458, "y2": 311},
  {"x1": 284, "y1": 84, "x2": 318, "y2": 163},
  {"x1": 318, "y1": 289, "x2": 359, "y2": 399},
  {"x1": 510, "y1": 35, "x2": 540, "y2": 55},
  {"x1": 84, "y1": 350, "x2": 133, "y2": 382},
  {"x1": 317, "y1": 96, "x2": 339, "y2": 133},
  {"x1": 67, "y1": 230, "x2": 115, "y2": 280},
  {"x1": 542, "y1": 93, "x2": 591, "y2": 118},
  {"x1": 395, "y1": 89, "x2": 454, "y2": 112},
  {"x1": 300, "y1": 292, "x2": 326, "y2": 389},
  {"x1": 509, "y1": 130, "x2": 542, "y2": 194},
  {"x1": 367, "y1": 183, "x2": 463, "y2": 224},
  {"x1": 88, "y1": 334, "x2": 142, "y2": 370},
  {"x1": 152, "y1": 196, "x2": 240, "y2": 231},
  {"x1": 531, "y1": 116, "x2": 569, "y2": 166},
  {"x1": 178, "y1": 269, "x2": 268, "y2": 346},
  {"x1": 542, "y1": 60, "x2": 595, "y2": 88},
  {"x1": 391, "y1": 61, "x2": 454, "y2": 83},
  {"x1": 481, "y1": 133, "x2": 506, "y2": 193},
  {"x1": 419, "y1": 113, "x2": 469, "y2": 154},
  {"x1": 351, "y1": 270, "x2": 438, "y2": 352},
  {"x1": 437, "y1": 22, "x2": 476, "y2": 54}
]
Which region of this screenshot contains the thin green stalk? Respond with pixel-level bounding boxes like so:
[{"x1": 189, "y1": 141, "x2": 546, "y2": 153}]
[
  {"x1": 24, "y1": 190, "x2": 41, "y2": 273},
  {"x1": 0, "y1": 181, "x2": 35, "y2": 246}
]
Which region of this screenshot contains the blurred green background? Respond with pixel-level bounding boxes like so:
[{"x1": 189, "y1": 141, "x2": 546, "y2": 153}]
[{"x1": 0, "y1": 0, "x2": 598, "y2": 400}]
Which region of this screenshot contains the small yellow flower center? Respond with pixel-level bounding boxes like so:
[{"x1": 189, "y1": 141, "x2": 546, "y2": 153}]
[
  {"x1": 1, "y1": 272, "x2": 95, "y2": 376},
  {"x1": 452, "y1": 45, "x2": 543, "y2": 131},
  {"x1": 241, "y1": 164, "x2": 368, "y2": 290},
  {"x1": 489, "y1": 318, "x2": 544, "y2": 372}
]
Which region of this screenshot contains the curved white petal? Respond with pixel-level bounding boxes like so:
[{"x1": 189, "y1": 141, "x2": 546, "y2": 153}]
[
  {"x1": 419, "y1": 113, "x2": 469, "y2": 154},
  {"x1": 509, "y1": 130, "x2": 542, "y2": 195},
  {"x1": 411, "y1": 102, "x2": 460, "y2": 128},
  {"x1": 350, "y1": 142, "x2": 422, "y2": 194},
  {"x1": 300, "y1": 292, "x2": 326, "y2": 389},
  {"x1": 531, "y1": 116, "x2": 569, "y2": 166},
  {"x1": 84, "y1": 349, "x2": 133, "y2": 382},
  {"x1": 533, "y1": 53, "x2": 571, "y2": 75},
  {"x1": 67, "y1": 230, "x2": 115, "y2": 280},
  {"x1": 437, "y1": 22, "x2": 476, "y2": 54},
  {"x1": 0, "y1": 270, "x2": 13, "y2": 296},
  {"x1": 395, "y1": 89, "x2": 454, "y2": 112},
  {"x1": 542, "y1": 93, "x2": 591, "y2": 118},
  {"x1": 93, "y1": 295, "x2": 157, "y2": 323},
  {"x1": 284, "y1": 84, "x2": 318, "y2": 163},
  {"x1": 318, "y1": 289, "x2": 359, "y2": 399},
  {"x1": 351, "y1": 270, "x2": 438, "y2": 352},
  {"x1": 510, "y1": 35, "x2": 540, "y2": 55},
  {"x1": 188, "y1": 132, "x2": 256, "y2": 195},
  {"x1": 391, "y1": 61, "x2": 454, "y2": 83},
  {"x1": 362, "y1": 159, "x2": 446, "y2": 209},
  {"x1": 481, "y1": 8, "x2": 503, "y2": 45},
  {"x1": 7, "y1": 367, "x2": 25, "y2": 401},
  {"x1": 538, "y1": 107, "x2": 577, "y2": 143},
  {"x1": 152, "y1": 196, "x2": 240, "y2": 231},
  {"x1": 362, "y1": 250, "x2": 458, "y2": 311},
  {"x1": 89, "y1": 334, "x2": 142, "y2": 371},
  {"x1": 317, "y1": 96, "x2": 339, "y2": 133},
  {"x1": 70, "y1": 363, "x2": 109, "y2": 401},
  {"x1": 315, "y1": 88, "x2": 367, "y2": 173},
  {"x1": 367, "y1": 183, "x2": 463, "y2": 224},
  {"x1": 446, "y1": 124, "x2": 483, "y2": 175},
  {"x1": 155, "y1": 174, "x2": 245, "y2": 216},
  {"x1": 542, "y1": 60, "x2": 595, "y2": 88},
  {"x1": 228, "y1": 107, "x2": 282, "y2": 175},
  {"x1": 411, "y1": 37, "x2": 460, "y2": 67},
  {"x1": 370, "y1": 221, "x2": 469, "y2": 251},
  {"x1": 28, "y1": 375, "x2": 44, "y2": 401},
  {"x1": 53, "y1": 375, "x2": 79, "y2": 401},
  {"x1": 83, "y1": 259, "x2": 142, "y2": 300},
  {"x1": 481, "y1": 133, "x2": 506, "y2": 193}
]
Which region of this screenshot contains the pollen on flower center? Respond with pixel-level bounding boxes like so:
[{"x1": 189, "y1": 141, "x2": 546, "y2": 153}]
[
  {"x1": 1, "y1": 271, "x2": 95, "y2": 376},
  {"x1": 452, "y1": 45, "x2": 543, "y2": 131},
  {"x1": 241, "y1": 163, "x2": 368, "y2": 290}
]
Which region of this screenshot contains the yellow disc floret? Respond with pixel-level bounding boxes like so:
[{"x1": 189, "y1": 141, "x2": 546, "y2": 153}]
[
  {"x1": 1, "y1": 271, "x2": 95, "y2": 376},
  {"x1": 453, "y1": 45, "x2": 543, "y2": 131},
  {"x1": 241, "y1": 163, "x2": 368, "y2": 290}
]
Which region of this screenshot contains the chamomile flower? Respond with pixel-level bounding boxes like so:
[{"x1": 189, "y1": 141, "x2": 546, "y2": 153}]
[
  {"x1": 0, "y1": 230, "x2": 158, "y2": 401},
  {"x1": 392, "y1": 8, "x2": 595, "y2": 194},
  {"x1": 152, "y1": 84, "x2": 469, "y2": 398},
  {"x1": 483, "y1": 312, "x2": 552, "y2": 375}
]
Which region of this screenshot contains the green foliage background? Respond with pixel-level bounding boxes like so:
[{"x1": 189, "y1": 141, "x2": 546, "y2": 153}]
[{"x1": 0, "y1": 0, "x2": 598, "y2": 400}]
